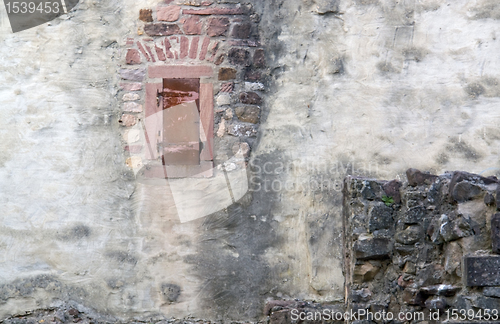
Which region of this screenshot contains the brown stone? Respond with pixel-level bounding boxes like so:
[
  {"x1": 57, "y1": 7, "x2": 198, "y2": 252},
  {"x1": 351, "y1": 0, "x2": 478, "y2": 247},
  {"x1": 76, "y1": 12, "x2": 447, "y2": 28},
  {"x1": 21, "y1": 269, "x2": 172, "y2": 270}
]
[
  {"x1": 181, "y1": 16, "x2": 203, "y2": 35},
  {"x1": 239, "y1": 92, "x2": 262, "y2": 105},
  {"x1": 125, "y1": 49, "x2": 141, "y2": 64},
  {"x1": 382, "y1": 179, "x2": 401, "y2": 203},
  {"x1": 228, "y1": 48, "x2": 251, "y2": 66},
  {"x1": 235, "y1": 106, "x2": 260, "y2": 124},
  {"x1": 253, "y1": 48, "x2": 266, "y2": 68},
  {"x1": 139, "y1": 9, "x2": 153, "y2": 22},
  {"x1": 157, "y1": 6, "x2": 181, "y2": 22},
  {"x1": 402, "y1": 288, "x2": 425, "y2": 306},
  {"x1": 119, "y1": 114, "x2": 137, "y2": 127},
  {"x1": 182, "y1": 8, "x2": 244, "y2": 15},
  {"x1": 353, "y1": 262, "x2": 380, "y2": 283},
  {"x1": 231, "y1": 22, "x2": 252, "y2": 39},
  {"x1": 207, "y1": 17, "x2": 230, "y2": 37},
  {"x1": 219, "y1": 68, "x2": 237, "y2": 80},
  {"x1": 144, "y1": 23, "x2": 182, "y2": 36},
  {"x1": 406, "y1": 168, "x2": 438, "y2": 186}
]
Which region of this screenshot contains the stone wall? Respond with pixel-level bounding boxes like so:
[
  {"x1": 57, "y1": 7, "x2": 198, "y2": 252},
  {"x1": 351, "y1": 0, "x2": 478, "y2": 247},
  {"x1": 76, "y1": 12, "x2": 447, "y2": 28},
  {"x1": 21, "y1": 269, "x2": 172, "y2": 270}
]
[{"x1": 343, "y1": 169, "x2": 500, "y2": 323}]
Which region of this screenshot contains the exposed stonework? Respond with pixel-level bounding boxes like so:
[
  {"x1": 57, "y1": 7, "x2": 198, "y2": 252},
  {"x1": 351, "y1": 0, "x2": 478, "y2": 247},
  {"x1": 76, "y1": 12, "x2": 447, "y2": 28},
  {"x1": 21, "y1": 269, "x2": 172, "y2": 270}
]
[{"x1": 343, "y1": 169, "x2": 500, "y2": 323}]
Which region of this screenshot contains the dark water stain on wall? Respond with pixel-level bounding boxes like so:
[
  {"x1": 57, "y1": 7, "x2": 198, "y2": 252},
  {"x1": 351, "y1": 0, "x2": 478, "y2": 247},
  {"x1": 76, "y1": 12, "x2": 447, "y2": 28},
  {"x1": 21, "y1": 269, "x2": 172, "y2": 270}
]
[{"x1": 186, "y1": 151, "x2": 285, "y2": 321}]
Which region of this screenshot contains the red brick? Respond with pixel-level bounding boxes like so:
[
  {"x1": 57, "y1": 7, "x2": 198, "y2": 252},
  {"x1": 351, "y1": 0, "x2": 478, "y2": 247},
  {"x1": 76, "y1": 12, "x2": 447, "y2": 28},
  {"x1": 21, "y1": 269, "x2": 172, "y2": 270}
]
[
  {"x1": 220, "y1": 82, "x2": 234, "y2": 92},
  {"x1": 139, "y1": 9, "x2": 153, "y2": 22},
  {"x1": 231, "y1": 22, "x2": 252, "y2": 39},
  {"x1": 148, "y1": 65, "x2": 213, "y2": 78},
  {"x1": 137, "y1": 41, "x2": 151, "y2": 61},
  {"x1": 125, "y1": 49, "x2": 141, "y2": 64},
  {"x1": 180, "y1": 36, "x2": 189, "y2": 59},
  {"x1": 144, "y1": 23, "x2": 182, "y2": 36},
  {"x1": 120, "y1": 83, "x2": 142, "y2": 91},
  {"x1": 182, "y1": 8, "x2": 244, "y2": 15},
  {"x1": 189, "y1": 37, "x2": 200, "y2": 59},
  {"x1": 126, "y1": 37, "x2": 134, "y2": 46},
  {"x1": 207, "y1": 17, "x2": 230, "y2": 37},
  {"x1": 201, "y1": 0, "x2": 213, "y2": 5},
  {"x1": 164, "y1": 38, "x2": 175, "y2": 59},
  {"x1": 208, "y1": 44, "x2": 219, "y2": 62},
  {"x1": 199, "y1": 37, "x2": 210, "y2": 60},
  {"x1": 157, "y1": 5, "x2": 181, "y2": 22},
  {"x1": 180, "y1": 16, "x2": 203, "y2": 35},
  {"x1": 144, "y1": 44, "x2": 156, "y2": 62},
  {"x1": 125, "y1": 145, "x2": 143, "y2": 154},
  {"x1": 155, "y1": 44, "x2": 166, "y2": 61}
]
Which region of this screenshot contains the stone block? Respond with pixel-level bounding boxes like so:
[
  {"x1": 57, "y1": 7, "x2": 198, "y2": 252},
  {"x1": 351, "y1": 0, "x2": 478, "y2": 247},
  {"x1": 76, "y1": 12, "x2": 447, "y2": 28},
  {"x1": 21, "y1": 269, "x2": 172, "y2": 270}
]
[
  {"x1": 120, "y1": 83, "x2": 142, "y2": 91},
  {"x1": 227, "y1": 123, "x2": 257, "y2": 137},
  {"x1": 218, "y1": 67, "x2": 237, "y2": 80},
  {"x1": 483, "y1": 287, "x2": 500, "y2": 298},
  {"x1": 239, "y1": 91, "x2": 262, "y2": 105},
  {"x1": 264, "y1": 300, "x2": 295, "y2": 316},
  {"x1": 368, "y1": 205, "x2": 393, "y2": 232},
  {"x1": 485, "y1": 192, "x2": 496, "y2": 206},
  {"x1": 207, "y1": 17, "x2": 230, "y2": 36},
  {"x1": 253, "y1": 48, "x2": 266, "y2": 68},
  {"x1": 144, "y1": 23, "x2": 182, "y2": 36},
  {"x1": 492, "y1": 213, "x2": 500, "y2": 254},
  {"x1": 139, "y1": 9, "x2": 153, "y2": 22},
  {"x1": 402, "y1": 206, "x2": 425, "y2": 224},
  {"x1": 228, "y1": 48, "x2": 251, "y2": 66},
  {"x1": 180, "y1": 16, "x2": 203, "y2": 35},
  {"x1": 464, "y1": 256, "x2": 500, "y2": 286},
  {"x1": 451, "y1": 181, "x2": 483, "y2": 203},
  {"x1": 119, "y1": 68, "x2": 146, "y2": 82},
  {"x1": 406, "y1": 168, "x2": 437, "y2": 186},
  {"x1": 235, "y1": 106, "x2": 260, "y2": 124},
  {"x1": 119, "y1": 114, "x2": 137, "y2": 127},
  {"x1": 313, "y1": 0, "x2": 340, "y2": 14},
  {"x1": 123, "y1": 93, "x2": 140, "y2": 101},
  {"x1": 125, "y1": 49, "x2": 141, "y2": 64},
  {"x1": 157, "y1": 5, "x2": 181, "y2": 22},
  {"x1": 353, "y1": 262, "x2": 380, "y2": 283},
  {"x1": 231, "y1": 22, "x2": 252, "y2": 39},
  {"x1": 353, "y1": 238, "x2": 391, "y2": 260},
  {"x1": 395, "y1": 225, "x2": 422, "y2": 245},
  {"x1": 244, "y1": 69, "x2": 261, "y2": 81}
]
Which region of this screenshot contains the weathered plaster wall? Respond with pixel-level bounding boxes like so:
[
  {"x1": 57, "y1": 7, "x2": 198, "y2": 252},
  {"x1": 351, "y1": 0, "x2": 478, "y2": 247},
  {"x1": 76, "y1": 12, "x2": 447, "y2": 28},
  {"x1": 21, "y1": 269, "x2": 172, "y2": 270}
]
[{"x1": 1, "y1": 0, "x2": 500, "y2": 322}]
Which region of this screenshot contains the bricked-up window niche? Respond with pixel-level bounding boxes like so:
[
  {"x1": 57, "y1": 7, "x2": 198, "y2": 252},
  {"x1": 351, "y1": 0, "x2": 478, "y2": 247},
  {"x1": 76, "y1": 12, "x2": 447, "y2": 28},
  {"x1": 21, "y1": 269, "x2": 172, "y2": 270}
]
[{"x1": 143, "y1": 66, "x2": 214, "y2": 179}]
